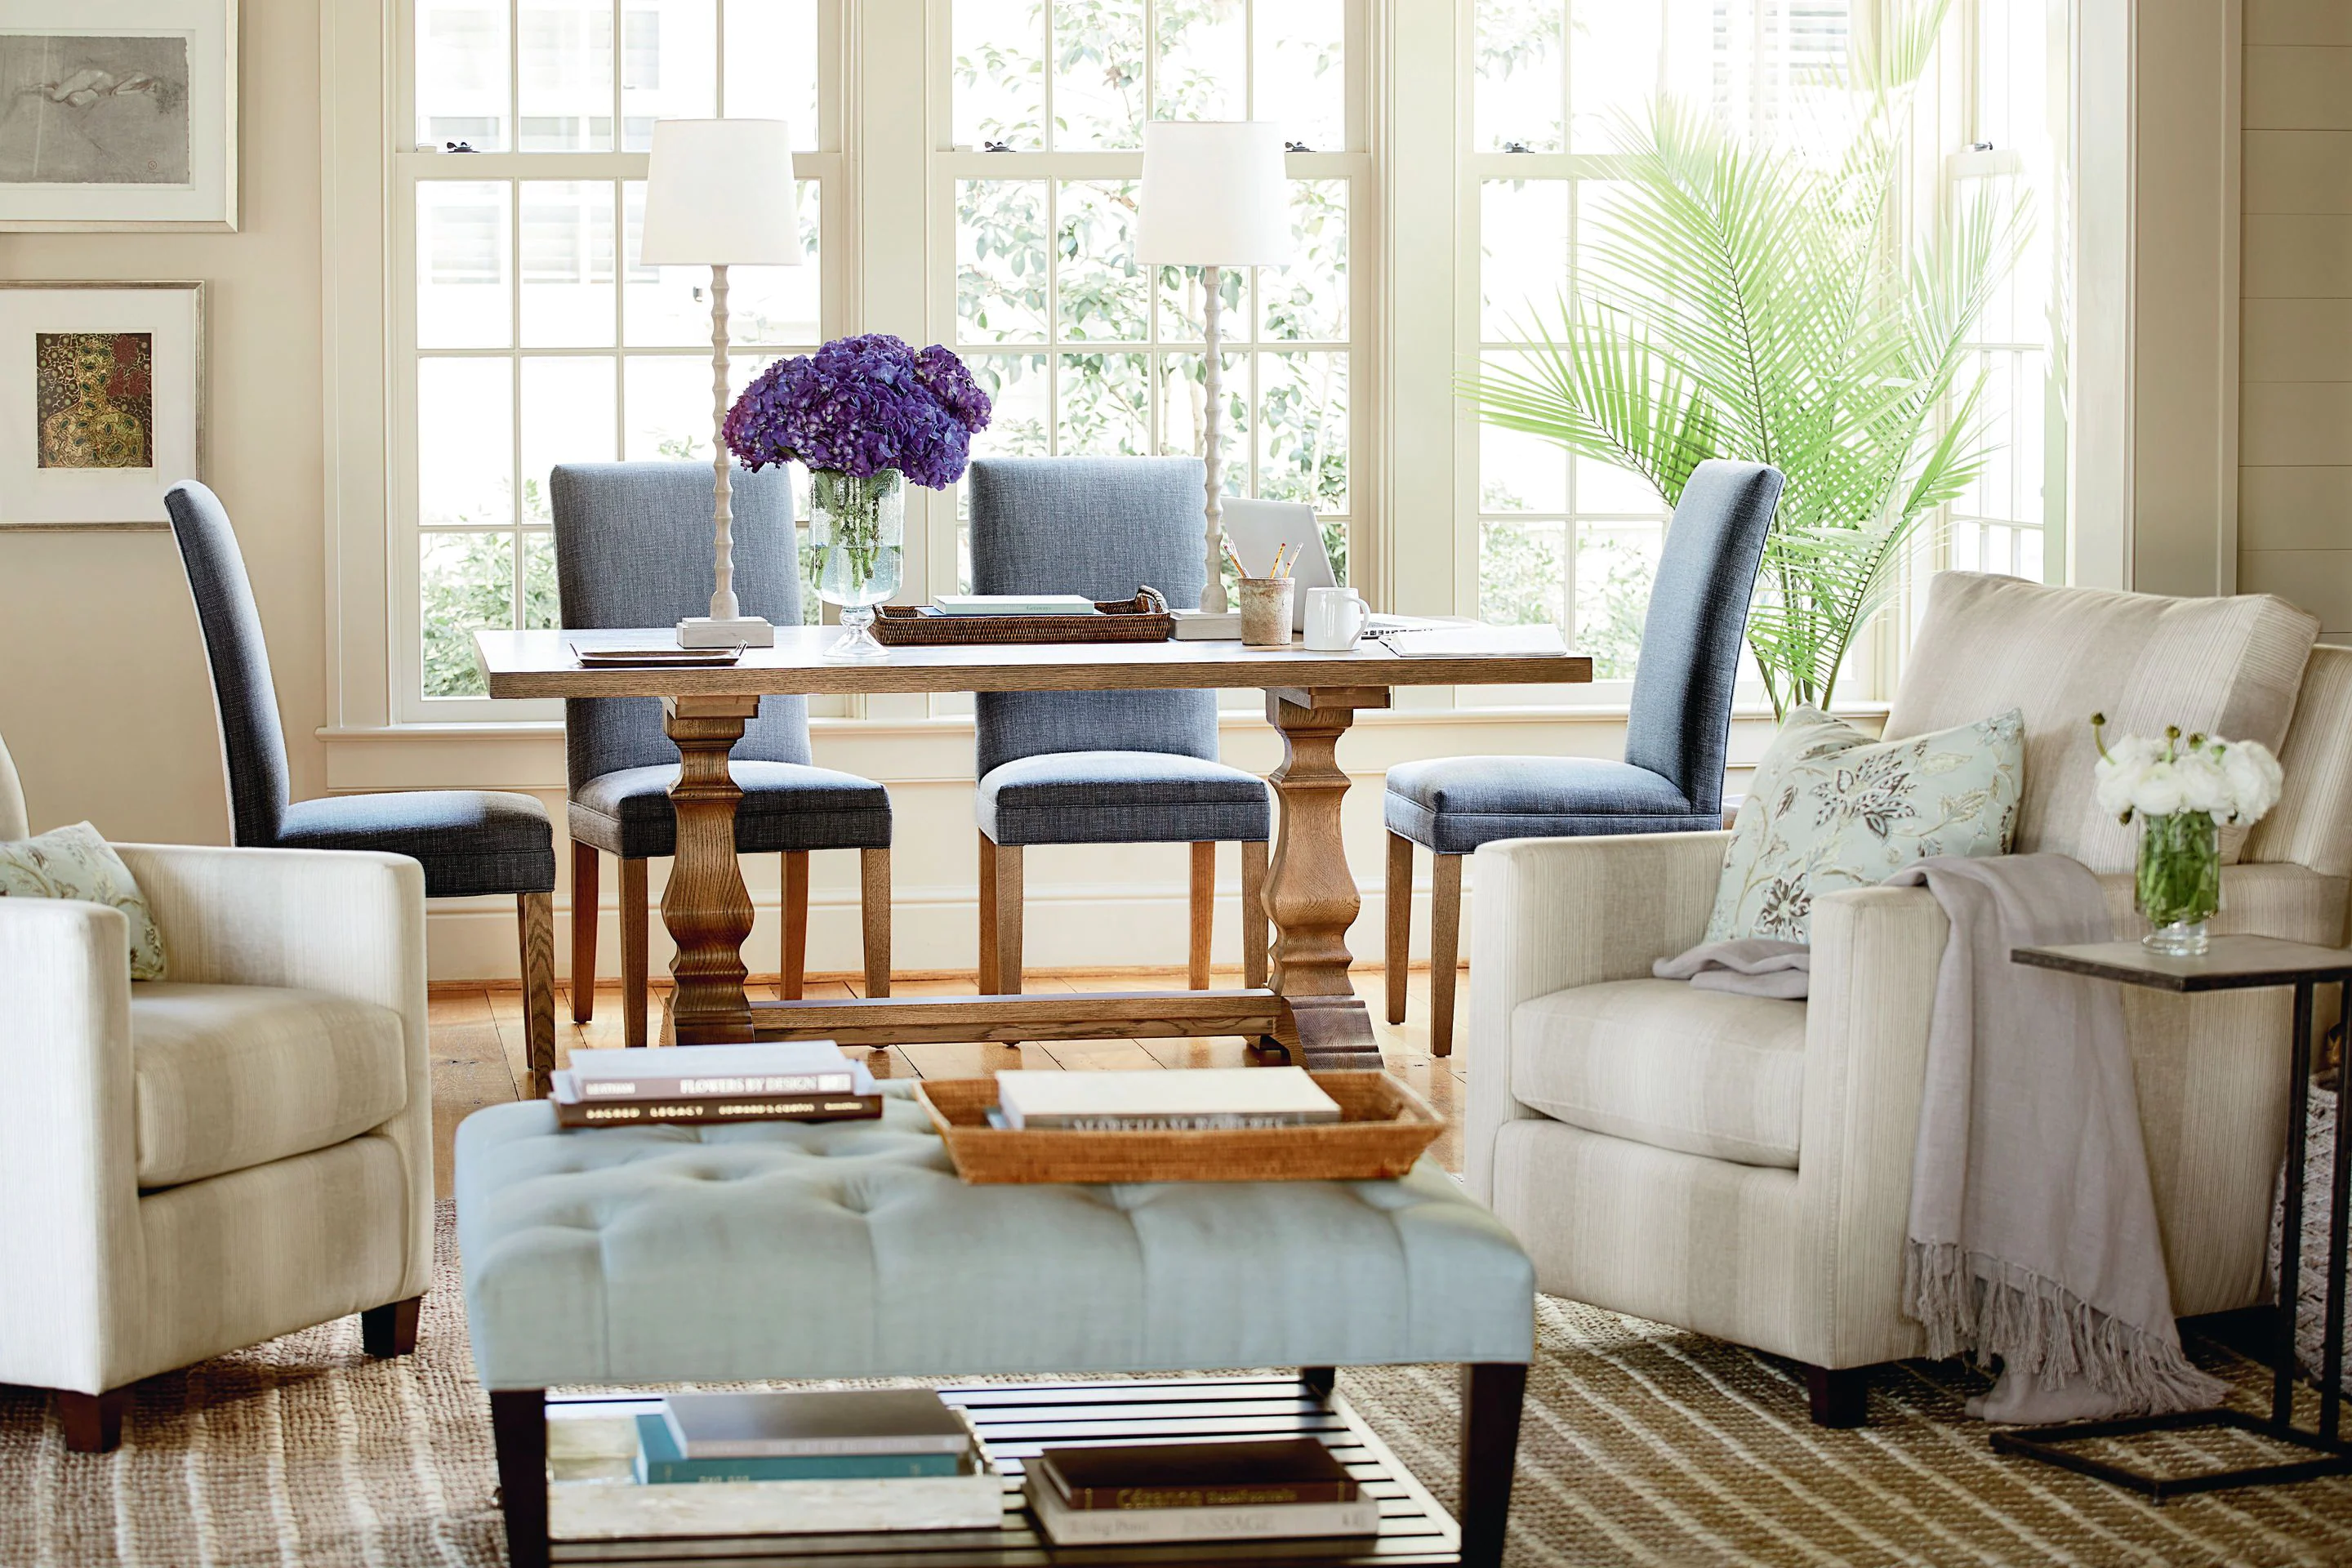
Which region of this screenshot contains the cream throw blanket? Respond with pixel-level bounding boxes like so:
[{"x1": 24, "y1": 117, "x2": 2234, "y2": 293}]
[{"x1": 1886, "y1": 853, "x2": 2226, "y2": 1422}]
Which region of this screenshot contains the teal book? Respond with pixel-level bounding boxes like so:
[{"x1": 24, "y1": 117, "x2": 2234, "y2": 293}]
[{"x1": 633, "y1": 1416, "x2": 965, "y2": 1485}]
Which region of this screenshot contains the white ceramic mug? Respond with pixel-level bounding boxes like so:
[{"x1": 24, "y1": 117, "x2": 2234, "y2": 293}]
[{"x1": 1304, "y1": 586, "x2": 1368, "y2": 652}]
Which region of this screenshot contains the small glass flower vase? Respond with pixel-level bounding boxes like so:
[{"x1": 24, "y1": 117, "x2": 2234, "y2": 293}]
[
  {"x1": 2136, "y1": 809, "x2": 2221, "y2": 957},
  {"x1": 805, "y1": 468, "x2": 905, "y2": 661}
]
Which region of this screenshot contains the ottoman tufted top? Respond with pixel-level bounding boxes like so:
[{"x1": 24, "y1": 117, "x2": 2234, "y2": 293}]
[{"x1": 455, "y1": 1085, "x2": 1535, "y2": 1389}]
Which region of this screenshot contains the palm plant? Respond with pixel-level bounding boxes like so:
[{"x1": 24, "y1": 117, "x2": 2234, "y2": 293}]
[{"x1": 1467, "y1": 1, "x2": 2026, "y2": 717}]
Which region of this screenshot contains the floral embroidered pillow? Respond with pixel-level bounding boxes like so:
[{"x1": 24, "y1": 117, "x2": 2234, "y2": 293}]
[
  {"x1": 1706, "y1": 707, "x2": 2025, "y2": 944},
  {"x1": 0, "y1": 822, "x2": 167, "y2": 980}
]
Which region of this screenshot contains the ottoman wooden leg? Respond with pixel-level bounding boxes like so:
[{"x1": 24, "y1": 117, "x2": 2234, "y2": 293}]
[
  {"x1": 1459, "y1": 1361, "x2": 1526, "y2": 1568},
  {"x1": 1300, "y1": 1365, "x2": 1336, "y2": 1398},
  {"x1": 58, "y1": 1387, "x2": 130, "y2": 1454},
  {"x1": 362, "y1": 1295, "x2": 421, "y2": 1358},
  {"x1": 491, "y1": 1388, "x2": 550, "y2": 1568}
]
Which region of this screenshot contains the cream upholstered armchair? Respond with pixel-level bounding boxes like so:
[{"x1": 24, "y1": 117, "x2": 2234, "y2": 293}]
[
  {"x1": 0, "y1": 731, "x2": 432, "y2": 1452},
  {"x1": 1466, "y1": 573, "x2": 2352, "y2": 1426}
]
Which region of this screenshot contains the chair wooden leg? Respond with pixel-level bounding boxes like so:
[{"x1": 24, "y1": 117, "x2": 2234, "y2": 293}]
[
  {"x1": 490, "y1": 1388, "x2": 550, "y2": 1568},
  {"x1": 1802, "y1": 1363, "x2": 1869, "y2": 1428},
  {"x1": 569, "y1": 842, "x2": 598, "y2": 1023},
  {"x1": 994, "y1": 841, "x2": 1025, "y2": 996},
  {"x1": 1188, "y1": 841, "x2": 1215, "y2": 990},
  {"x1": 978, "y1": 833, "x2": 1000, "y2": 994},
  {"x1": 1459, "y1": 1362, "x2": 1526, "y2": 1568},
  {"x1": 620, "y1": 857, "x2": 649, "y2": 1049},
  {"x1": 861, "y1": 846, "x2": 892, "y2": 998},
  {"x1": 782, "y1": 851, "x2": 810, "y2": 1000},
  {"x1": 1385, "y1": 831, "x2": 1414, "y2": 1024},
  {"x1": 516, "y1": 893, "x2": 557, "y2": 1098},
  {"x1": 58, "y1": 1388, "x2": 129, "y2": 1454},
  {"x1": 362, "y1": 1295, "x2": 422, "y2": 1358},
  {"x1": 1241, "y1": 839, "x2": 1268, "y2": 990},
  {"x1": 1430, "y1": 853, "x2": 1463, "y2": 1058}
]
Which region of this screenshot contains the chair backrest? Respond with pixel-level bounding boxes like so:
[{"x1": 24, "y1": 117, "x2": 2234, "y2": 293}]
[
  {"x1": 0, "y1": 726, "x2": 26, "y2": 840},
  {"x1": 1886, "y1": 571, "x2": 2319, "y2": 874},
  {"x1": 966, "y1": 457, "x2": 1217, "y2": 777},
  {"x1": 164, "y1": 480, "x2": 291, "y2": 847},
  {"x1": 1621, "y1": 460, "x2": 1783, "y2": 813},
  {"x1": 550, "y1": 461, "x2": 811, "y2": 787}
]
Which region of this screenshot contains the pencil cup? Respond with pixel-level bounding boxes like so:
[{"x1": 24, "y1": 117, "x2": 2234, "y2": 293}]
[{"x1": 1237, "y1": 577, "x2": 1296, "y2": 647}]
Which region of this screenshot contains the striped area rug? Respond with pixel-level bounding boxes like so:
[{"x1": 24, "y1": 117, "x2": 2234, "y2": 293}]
[{"x1": 4, "y1": 1205, "x2": 2350, "y2": 1566}]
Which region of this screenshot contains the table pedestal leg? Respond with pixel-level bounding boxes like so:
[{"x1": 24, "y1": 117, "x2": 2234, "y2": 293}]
[
  {"x1": 1262, "y1": 687, "x2": 1389, "y2": 1071},
  {"x1": 662, "y1": 694, "x2": 760, "y2": 1044}
]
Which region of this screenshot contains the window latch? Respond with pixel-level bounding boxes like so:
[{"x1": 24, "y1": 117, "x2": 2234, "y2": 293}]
[
  {"x1": 983, "y1": 140, "x2": 1013, "y2": 153},
  {"x1": 1971, "y1": 140, "x2": 1994, "y2": 152},
  {"x1": 1503, "y1": 140, "x2": 1534, "y2": 154},
  {"x1": 444, "y1": 140, "x2": 477, "y2": 154},
  {"x1": 1285, "y1": 140, "x2": 1311, "y2": 153}
]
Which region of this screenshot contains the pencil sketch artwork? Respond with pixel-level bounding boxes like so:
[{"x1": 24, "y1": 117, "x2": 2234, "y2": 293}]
[{"x1": 0, "y1": 35, "x2": 191, "y2": 185}]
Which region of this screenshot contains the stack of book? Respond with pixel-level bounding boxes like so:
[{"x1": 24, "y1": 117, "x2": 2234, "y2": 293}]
[
  {"x1": 1025, "y1": 1437, "x2": 1376, "y2": 1545},
  {"x1": 931, "y1": 593, "x2": 1102, "y2": 617},
  {"x1": 552, "y1": 1041, "x2": 881, "y2": 1128},
  {"x1": 991, "y1": 1066, "x2": 1343, "y2": 1132}
]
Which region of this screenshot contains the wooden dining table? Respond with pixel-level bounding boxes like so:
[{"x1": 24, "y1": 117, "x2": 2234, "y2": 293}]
[{"x1": 476, "y1": 626, "x2": 1590, "y2": 1092}]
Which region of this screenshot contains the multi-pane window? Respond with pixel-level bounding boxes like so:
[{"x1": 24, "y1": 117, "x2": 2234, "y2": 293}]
[
  {"x1": 401, "y1": 1, "x2": 827, "y2": 707},
  {"x1": 944, "y1": 1, "x2": 1359, "y2": 586},
  {"x1": 1468, "y1": 1, "x2": 1855, "y2": 682}
]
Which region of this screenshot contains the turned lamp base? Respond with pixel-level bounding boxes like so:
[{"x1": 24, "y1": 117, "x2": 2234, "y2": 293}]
[{"x1": 677, "y1": 615, "x2": 776, "y2": 649}]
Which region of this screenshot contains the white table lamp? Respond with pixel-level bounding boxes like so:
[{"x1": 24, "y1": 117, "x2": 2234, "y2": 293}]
[
  {"x1": 1137, "y1": 120, "x2": 1293, "y2": 617},
  {"x1": 639, "y1": 118, "x2": 802, "y2": 648}
]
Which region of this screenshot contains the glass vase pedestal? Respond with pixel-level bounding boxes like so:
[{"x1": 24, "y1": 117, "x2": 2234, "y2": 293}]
[
  {"x1": 823, "y1": 607, "x2": 889, "y2": 662},
  {"x1": 807, "y1": 468, "x2": 905, "y2": 662}
]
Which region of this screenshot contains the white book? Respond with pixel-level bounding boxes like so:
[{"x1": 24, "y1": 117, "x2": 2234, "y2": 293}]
[
  {"x1": 562, "y1": 1042, "x2": 875, "y2": 1098},
  {"x1": 1379, "y1": 624, "x2": 1570, "y2": 659},
  {"x1": 995, "y1": 1067, "x2": 1340, "y2": 1130},
  {"x1": 1026, "y1": 1477, "x2": 1379, "y2": 1544},
  {"x1": 932, "y1": 594, "x2": 1102, "y2": 616}
]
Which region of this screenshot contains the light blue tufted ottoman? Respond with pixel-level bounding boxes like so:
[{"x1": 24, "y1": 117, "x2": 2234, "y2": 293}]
[{"x1": 457, "y1": 1085, "x2": 1535, "y2": 1567}]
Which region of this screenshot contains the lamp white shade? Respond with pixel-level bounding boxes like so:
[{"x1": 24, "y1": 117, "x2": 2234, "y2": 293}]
[
  {"x1": 1135, "y1": 120, "x2": 1293, "y2": 267},
  {"x1": 638, "y1": 118, "x2": 804, "y2": 266}
]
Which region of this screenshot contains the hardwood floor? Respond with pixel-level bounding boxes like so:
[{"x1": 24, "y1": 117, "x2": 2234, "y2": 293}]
[{"x1": 428, "y1": 965, "x2": 1470, "y2": 1199}]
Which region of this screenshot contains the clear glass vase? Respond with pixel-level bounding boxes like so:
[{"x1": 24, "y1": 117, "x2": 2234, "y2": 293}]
[
  {"x1": 2136, "y1": 809, "x2": 2221, "y2": 956},
  {"x1": 805, "y1": 468, "x2": 905, "y2": 660}
]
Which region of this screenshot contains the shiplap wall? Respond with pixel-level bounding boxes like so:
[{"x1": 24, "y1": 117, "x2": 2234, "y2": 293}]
[{"x1": 2242, "y1": 0, "x2": 2352, "y2": 633}]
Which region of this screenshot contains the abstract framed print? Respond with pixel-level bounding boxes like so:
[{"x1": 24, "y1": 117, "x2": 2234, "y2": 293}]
[
  {"x1": 0, "y1": 0, "x2": 237, "y2": 230},
  {"x1": 0, "y1": 282, "x2": 202, "y2": 528}
]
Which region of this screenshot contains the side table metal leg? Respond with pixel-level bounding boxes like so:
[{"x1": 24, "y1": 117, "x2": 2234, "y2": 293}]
[
  {"x1": 2278, "y1": 979, "x2": 2317, "y2": 1429},
  {"x1": 2326, "y1": 979, "x2": 2352, "y2": 1441}
]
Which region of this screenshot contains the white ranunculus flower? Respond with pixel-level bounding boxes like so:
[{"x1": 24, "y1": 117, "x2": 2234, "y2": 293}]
[
  {"x1": 2220, "y1": 739, "x2": 2284, "y2": 822},
  {"x1": 2171, "y1": 750, "x2": 2232, "y2": 815},
  {"x1": 2093, "y1": 736, "x2": 2164, "y2": 819},
  {"x1": 2131, "y1": 760, "x2": 2185, "y2": 818}
]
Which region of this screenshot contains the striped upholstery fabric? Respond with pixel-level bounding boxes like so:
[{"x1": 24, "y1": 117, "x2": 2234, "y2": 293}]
[
  {"x1": 2244, "y1": 644, "x2": 2352, "y2": 877},
  {"x1": 0, "y1": 728, "x2": 26, "y2": 839},
  {"x1": 1885, "y1": 572, "x2": 2319, "y2": 872},
  {"x1": 1511, "y1": 979, "x2": 1806, "y2": 1169}
]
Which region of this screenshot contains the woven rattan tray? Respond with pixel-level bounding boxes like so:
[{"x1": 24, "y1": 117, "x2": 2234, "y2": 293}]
[
  {"x1": 869, "y1": 588, "x2": 1174, "y2": 646},
  {"x1": 914, "y1": 1072, "x2": 1443, "y2": 1184}
]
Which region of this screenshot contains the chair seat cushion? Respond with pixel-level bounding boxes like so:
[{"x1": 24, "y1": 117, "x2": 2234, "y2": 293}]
[
  {"x1": 1384, "y1": 757, "x2": 1713, "y2": 855},
  {"x1": 570, "y1": 763, "x2": 892, "y2": 859},
  {"x1": 275, "y1": 791, "x2": 555, "y2": 898},
  {"x1": 455, "y1": 1089, "x2": 1535, "y2": 1388},
  {"x1": 1511, "y1": 978, "x2": 1806, "y2": 1169},
  {"x1": 131, "y1": 982, "x2": 409, "y2": 1189},
  {"x1": 979, "y1": 751, "x2": 1271, "y2": 846}
]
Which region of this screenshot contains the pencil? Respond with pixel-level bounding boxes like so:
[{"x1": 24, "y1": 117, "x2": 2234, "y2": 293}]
[{"x1": 1222, "y1": 537, "x2": 1250, "y2": 580}]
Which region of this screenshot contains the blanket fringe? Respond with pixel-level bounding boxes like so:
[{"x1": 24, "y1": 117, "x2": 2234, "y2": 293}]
[{"x1": 1904, "y1": 1241, "x2": 2228, "y2": 1414}]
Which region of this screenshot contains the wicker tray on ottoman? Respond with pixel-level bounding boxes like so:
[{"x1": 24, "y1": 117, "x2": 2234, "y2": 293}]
[
  {"x1": 868, "y1": 588, "x2": 1174, "y2": 646},
  {"x1": 915, "y1": 1072, "x2": 1444, "y2": 1184}
]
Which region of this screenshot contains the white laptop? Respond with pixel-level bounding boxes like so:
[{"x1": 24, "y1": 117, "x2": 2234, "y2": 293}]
[{"x1": 1218, "y1": 497, "x2": 1335, "y2": 630}]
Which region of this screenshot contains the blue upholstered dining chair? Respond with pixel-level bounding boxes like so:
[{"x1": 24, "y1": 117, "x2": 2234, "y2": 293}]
[
  {"x1": 1383, "y1": 458, "x2": 1784, "y2": 1057},
  {"x1": 967, "y1": 457, "x2": 1271, "y2": 993},
  {"x1": 163, "y1": 479, "x2": 561, "y2": 1080},
  {"x1": 551, "y1": 462, "x2": 893, "y2": 1045}
]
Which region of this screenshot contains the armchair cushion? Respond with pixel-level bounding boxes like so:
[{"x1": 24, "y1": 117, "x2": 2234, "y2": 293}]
[
  {"x1": 1512, "y1": 979, "x2": 1806, "y2": 1169},
  {"x1": 131, "y1": 982, "x2": 408, "y2": 1189},
  {"x1": 0, "y1": 822, "x2": 167, "y2": 979}
]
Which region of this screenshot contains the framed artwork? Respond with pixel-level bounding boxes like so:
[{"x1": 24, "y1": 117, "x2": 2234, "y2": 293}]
[
  {"x1": 0, "y1": 0, "x2": 237, "y2": 231},
  {"x1": 0, "y1": 282, "x2": 203, "y2": 528}
]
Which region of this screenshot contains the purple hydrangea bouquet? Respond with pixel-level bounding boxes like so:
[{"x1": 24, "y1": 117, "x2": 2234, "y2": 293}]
[{"x1": 724, "y1": 333, "x2": 992, "y2": 658}]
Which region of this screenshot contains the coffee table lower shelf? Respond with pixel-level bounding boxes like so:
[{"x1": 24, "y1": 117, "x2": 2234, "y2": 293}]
[{"x1": 546, "y1": 1375, "x2": 1465, "y2": 1566}]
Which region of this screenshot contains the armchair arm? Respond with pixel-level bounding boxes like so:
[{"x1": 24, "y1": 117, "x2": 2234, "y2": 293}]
[
  {"x1": 114, "y1": 844, "x2": 434, "y2": 1301},
  {"x1": 1797, "y1": 884, "x2": 1949, "y2": 1366},
  {"x1": 1463, "y1": 831, "x2": 1729, "y2": 1200},
  {"x1": 0, "y1": 898, "x2": 142, "y2": 1392}
]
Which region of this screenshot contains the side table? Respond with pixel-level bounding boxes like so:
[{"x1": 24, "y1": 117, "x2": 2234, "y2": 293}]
[{"x1": 2002, "y1": 935, "x2": 2352, "y2": 1499}]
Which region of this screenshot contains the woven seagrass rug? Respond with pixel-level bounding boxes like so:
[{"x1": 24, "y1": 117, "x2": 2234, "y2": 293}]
[{"x1": 5, "y1": 1203, "x2": 2352, "y2": 1567}]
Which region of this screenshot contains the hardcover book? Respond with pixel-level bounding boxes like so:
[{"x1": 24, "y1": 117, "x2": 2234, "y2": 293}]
[
  {"x1": 994, "y1": 1067, "x2": 1341, "y2": 1130},
  {"x1": 633, "y1": 1416, "x2": 966, "y2": 1485},
  {"x1": 552, "y1": 1094, "x2": 880, "y2": 1128},
  {"x1": 660, "y1": 1391, "x2": 974, "y2": 1460},
  {"x1": 564, "y1": 1041, "x2": 873, "y2": 1098},
  {"x1": 1024, "y1": 1477, "x2": 1379, "y2": 1544},
  {"x1": 1034, "y1": 1437, "x2": 1360, "y2": 1510}
]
